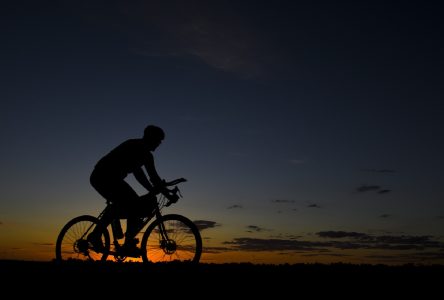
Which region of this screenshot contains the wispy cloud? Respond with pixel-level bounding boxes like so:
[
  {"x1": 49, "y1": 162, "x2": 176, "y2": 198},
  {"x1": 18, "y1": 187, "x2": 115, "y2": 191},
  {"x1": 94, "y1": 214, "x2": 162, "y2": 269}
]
[
  {"x1": 223, "y1": 237, "x2": 325, "y2": 251},
  {"x1": 221, "y1": 231, "x2": 444, "y2": 262},
  {"x1": 379, "y1": 214, "x2": 391, "y2": 219},
  {"x1": 69, "y1": 1, "x2": 275, "y2": 78},
  {"x1": 227, "y1": 204, "x2": 243, "y2": 209},
  {"x1": 356, "y1": 185, "x2": 392, "y2": 194},
  {"x1": 356, "y1": 185, "x2": 381, "y2": 193},
  {"x1": 246, "y1": 225, "x2": 269, "y2": 233},
  {"x1": 201, "y1": 246, "x2": 235, "y2": 254},
  {"x1": 307, "y1": 203, "x2": 321, "y2": 208},
  {"x1": 317, "y1": 231, "x2": 371, "y2": 240},
  {"x1": 378, "y1": 189, "x2": 391, "y2": 194},
  {"x1": 271, "y1": 199, "x2": 295, "y2": 204},
  {"x1": 361, "y1": 169, "x2": 396, "y2": 173},
  {"x1": 193, "y1": 220, "x2": 220, "y2": 231}
]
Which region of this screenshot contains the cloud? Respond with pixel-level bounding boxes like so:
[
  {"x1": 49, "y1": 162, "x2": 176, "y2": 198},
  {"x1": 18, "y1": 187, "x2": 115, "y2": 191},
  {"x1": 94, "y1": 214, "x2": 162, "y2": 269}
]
[
  {"x1": 202, "y1": 246, "x2": 234, "y2": 254},
  {"x1": 66, "y1": 0, "x2": 276, "y2": 78},
  {"x1": 374, "y1": 235, "x2": 437, "y2": 246},
  {"x1": 223, "y1": 237, "x2": 327, "y2": 251},
  {"x1": 71, "y1": 0, "x2": 274, "y2": 77},
  {"x1": 227, "y1": 204, "x2": 243, "y2": 209},
  {"x1": 356, "y1": 185, "x2": 393, "y2": 195},
  {"x1": 356, "y1": 185, "x2": 381, "y2": 193},
  {"x1": 361, "y1": 169, "x2": 396, "y2": 173},
  {"x1": 193, "y1": 220, "x2": 220, "y2": 231},
  {"x1": 246, "y1": 225, "x2": 268, "y2": 233},
  {"x1": 302, "y1": 253, "x2": 351, "y2": 258},
  {"x1": 271, "y1": 199, "x2": 295, "y2": 204},
  {"x1": 307, "y1": 203, "x2": 321, "y2": 208},
  {"x1": 378, "y1": 189, "x2": 391, "y2": 194},
  {"x1": 317, "y1": 231, "x2": 371, "y2": 240},
  {"x1": 379, "y1": 214, "x2": 391, "y2": 218},
  {"x1": 222, "y1": 232, "x2": 444, "y2": 257}
]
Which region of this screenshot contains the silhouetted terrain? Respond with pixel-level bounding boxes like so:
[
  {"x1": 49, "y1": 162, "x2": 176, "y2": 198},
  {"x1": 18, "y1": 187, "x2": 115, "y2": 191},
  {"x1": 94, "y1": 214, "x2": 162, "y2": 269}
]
[{"x1": 1, "y1": 260, "x2": 442, "y2": 296}]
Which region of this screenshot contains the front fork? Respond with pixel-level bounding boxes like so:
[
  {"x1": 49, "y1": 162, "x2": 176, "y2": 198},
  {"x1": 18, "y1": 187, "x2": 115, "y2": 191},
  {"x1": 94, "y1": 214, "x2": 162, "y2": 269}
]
[
  {"x1": 154, "y1": 208, "x2": 169, "y2": 241},
  {"x1": 155, "y1": 211, "x2": 178, "y2": 255}
]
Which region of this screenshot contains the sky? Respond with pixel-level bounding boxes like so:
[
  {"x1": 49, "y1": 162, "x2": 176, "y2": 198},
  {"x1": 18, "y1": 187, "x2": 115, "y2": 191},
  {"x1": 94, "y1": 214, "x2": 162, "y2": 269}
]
[{"x1": 1, "y1": 0, "x2": 443, "y2": 265}]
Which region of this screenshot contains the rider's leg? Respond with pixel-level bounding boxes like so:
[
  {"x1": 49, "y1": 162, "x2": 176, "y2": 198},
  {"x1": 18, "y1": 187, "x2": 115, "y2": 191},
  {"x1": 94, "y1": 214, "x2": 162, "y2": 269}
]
[
  {"x1": 125, "y1": 216, "x2": 143, "y2": 242},
  {"x1": 107, "y1": 182, "x2": 140, "y2": 245},
  {"x1": 89, "y1": 171, "x2": 117, "y2": 235},
  {"x1": 96, "y1": 205, "x2": 114, "y2": 231},
  {"x1": 87, "y1": 205, "x2": 113, "y2": 249},
  {"x1": 90, "y1": 169, "x2": 140, "y2": 245}
]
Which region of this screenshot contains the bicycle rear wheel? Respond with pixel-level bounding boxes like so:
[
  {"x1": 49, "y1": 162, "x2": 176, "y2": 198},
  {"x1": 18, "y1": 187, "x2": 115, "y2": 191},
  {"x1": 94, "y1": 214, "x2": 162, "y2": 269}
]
[
  {"x1": 141, "y1": 214, "x2": 202, "y2": 264},
  {"x1": 55, "y1": 215, "x2": 110, "y2": 262}
]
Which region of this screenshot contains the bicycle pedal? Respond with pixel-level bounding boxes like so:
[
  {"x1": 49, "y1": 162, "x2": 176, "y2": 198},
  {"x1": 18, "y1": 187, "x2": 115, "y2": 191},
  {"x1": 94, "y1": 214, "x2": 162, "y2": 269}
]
[
  {"x1": 123, "y1": 248, "x2": 141, "y2": 257},
  {"x1": 116, "y1": 242, "x2": 141, "y2": 257}
]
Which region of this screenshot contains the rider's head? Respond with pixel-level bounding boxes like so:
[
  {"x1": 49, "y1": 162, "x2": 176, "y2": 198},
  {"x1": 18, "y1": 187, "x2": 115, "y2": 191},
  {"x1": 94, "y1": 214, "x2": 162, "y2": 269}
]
[{"x1": 143, "y1": 125, "x2": 165, "y2": 151}]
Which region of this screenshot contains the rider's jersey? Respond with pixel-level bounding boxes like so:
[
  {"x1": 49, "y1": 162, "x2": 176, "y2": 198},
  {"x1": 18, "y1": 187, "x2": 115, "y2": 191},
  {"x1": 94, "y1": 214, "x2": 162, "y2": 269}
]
[{"x1": 94, "y1": 139, "x2": 160, "y2": 182}]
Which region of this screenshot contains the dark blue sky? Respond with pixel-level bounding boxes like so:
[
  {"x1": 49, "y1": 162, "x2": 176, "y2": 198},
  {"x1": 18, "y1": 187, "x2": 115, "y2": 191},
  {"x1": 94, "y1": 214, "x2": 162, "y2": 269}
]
[{"x1": 1, "y1": 0, "x2": 443, "y2": 264}]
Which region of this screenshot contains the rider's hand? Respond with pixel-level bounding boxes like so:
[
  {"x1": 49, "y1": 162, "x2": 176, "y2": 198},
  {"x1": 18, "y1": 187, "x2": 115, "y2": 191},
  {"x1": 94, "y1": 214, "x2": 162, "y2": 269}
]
[{"x1": 164, "y1": 190, "x2": 179, "y2": 206}]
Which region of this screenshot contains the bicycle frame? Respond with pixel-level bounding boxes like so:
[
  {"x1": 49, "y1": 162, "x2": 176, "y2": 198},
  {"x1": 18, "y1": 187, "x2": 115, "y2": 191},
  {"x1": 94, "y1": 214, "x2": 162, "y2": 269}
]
[{"x1": 102, "y1": 184, "x2": 181, "y2": 258}]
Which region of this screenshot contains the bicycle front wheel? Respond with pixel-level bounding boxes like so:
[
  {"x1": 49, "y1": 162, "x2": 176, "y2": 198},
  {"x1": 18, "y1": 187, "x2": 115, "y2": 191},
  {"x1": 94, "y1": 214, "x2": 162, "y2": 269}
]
[
  {"x1": 141, "y1": 214, "x2": 202, "y2": 264},
  {"x1": 55, "y1": 215, "x2": 110, "y2": 262}
]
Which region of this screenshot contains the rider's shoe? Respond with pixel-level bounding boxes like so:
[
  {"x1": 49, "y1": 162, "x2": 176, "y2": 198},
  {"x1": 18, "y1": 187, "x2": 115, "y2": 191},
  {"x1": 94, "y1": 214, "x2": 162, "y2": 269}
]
[
  {"x1": 87, "y1": 232, "x2": 104, "y2": 252},
  {"x1": 121, "y1": 238, "x2": 141, "y2": 257}
]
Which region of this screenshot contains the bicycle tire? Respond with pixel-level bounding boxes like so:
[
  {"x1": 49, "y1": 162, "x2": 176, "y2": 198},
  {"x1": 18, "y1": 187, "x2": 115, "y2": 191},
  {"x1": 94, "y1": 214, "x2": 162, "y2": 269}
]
[
  {"x1": 141, "y1": 214, "x2": 202, "y2": 264},
  {"x1": 55, "y1": 215, "x2": 110, "y2": 262}
]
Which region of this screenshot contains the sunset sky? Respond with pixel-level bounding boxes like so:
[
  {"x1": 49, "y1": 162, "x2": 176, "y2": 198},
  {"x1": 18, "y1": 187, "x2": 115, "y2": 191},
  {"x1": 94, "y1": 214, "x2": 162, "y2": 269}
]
[{"x1": 1, "y1": 0, "x2": 443, "y2": 265}]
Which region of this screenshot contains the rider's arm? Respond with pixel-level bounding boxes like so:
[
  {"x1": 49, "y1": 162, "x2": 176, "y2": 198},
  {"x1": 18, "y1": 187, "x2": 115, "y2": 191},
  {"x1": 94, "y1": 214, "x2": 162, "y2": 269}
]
[
  {"x1": 144, "y1": 154, "x2": 163, "y2": 188},
  {"x1": 133, "y1": 168, "x2": 154, "y2": 191}
]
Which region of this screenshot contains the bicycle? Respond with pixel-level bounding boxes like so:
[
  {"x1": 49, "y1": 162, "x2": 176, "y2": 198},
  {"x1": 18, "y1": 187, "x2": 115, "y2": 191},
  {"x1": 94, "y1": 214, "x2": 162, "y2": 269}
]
[{"x1": 55, "y1": 178, "x2": 202, "y2": 264}]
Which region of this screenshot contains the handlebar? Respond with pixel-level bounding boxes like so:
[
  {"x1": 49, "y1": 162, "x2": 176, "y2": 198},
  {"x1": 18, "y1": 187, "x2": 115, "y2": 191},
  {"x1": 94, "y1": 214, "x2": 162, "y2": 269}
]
[
  {"x1": 164, "y1": 177, "x2": 187, "y2": 186},
  {"x1": 150, "y1": 178, "x2": 187, "y2": 206}
]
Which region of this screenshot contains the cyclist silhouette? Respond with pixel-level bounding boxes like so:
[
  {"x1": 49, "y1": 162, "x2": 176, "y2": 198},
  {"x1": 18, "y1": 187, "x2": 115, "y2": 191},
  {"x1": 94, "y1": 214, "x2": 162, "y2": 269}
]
[{"x1": 88, "y1": 125, "x2": 168, "y2": 254}]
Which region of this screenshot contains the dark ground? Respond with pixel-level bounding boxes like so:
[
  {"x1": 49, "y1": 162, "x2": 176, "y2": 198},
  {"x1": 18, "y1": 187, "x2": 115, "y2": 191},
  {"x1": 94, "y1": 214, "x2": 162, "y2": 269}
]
[{"x1": 1, "y1": 260, "x2": 442, "y2": 296}]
